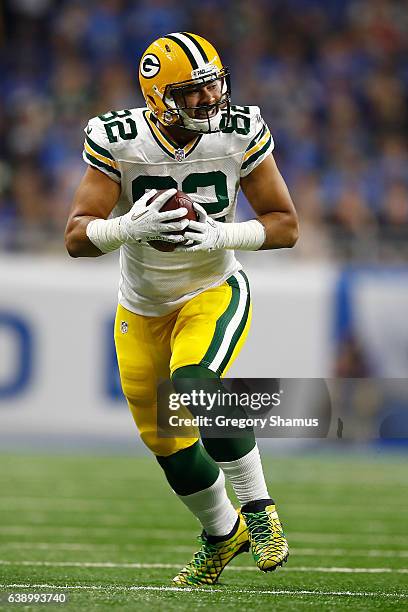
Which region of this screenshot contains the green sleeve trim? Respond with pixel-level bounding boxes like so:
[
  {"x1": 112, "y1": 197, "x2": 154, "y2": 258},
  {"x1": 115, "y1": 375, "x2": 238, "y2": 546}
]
[
  {"x1": 83, "y1": 150, "x2": 121, "y2": 178},
  {"x1": 245, "y1": 123, "x2": 267, "y2": 152},
  {"x1": 85, "y1": 135, "x2": 115, "y2": 161},
  {"x1": 241, "y1": 135, "x2": 272, "y2": 171}
]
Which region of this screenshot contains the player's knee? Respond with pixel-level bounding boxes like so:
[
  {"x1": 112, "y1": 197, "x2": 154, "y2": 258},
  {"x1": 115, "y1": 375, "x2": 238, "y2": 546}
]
[
  {"x1": 172, "y1": 364, "x2": 219, "y2": 380},
  {"x1": 141, "y1": 430, "x2": 198, "y2": 457},
  {"x1": 172, "y1": 365, "x2": 220, "y2": 415},
  {"x1": 156, "y1": 441, "x2": 198, "y2": 470}
]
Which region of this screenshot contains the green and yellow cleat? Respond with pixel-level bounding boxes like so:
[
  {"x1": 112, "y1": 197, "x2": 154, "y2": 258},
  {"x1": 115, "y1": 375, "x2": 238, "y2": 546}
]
[
  {"x1": 172, "y1": 514, "x2": 249, "y2": 587},
  {"x1": 241, "y1": 501, "x2": 289, "y2": 572}
]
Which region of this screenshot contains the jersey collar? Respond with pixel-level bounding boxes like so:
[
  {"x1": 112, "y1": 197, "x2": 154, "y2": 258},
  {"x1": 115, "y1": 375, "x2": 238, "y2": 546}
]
[{"x1": 143, "y1": 110, "x2": 202, "y2": 161}]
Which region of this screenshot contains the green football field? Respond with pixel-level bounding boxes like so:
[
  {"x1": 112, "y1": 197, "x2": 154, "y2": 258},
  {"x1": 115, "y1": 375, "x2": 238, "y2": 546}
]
[{"x1": 0, "y1": 451, "x2": 407, "y2": 611}]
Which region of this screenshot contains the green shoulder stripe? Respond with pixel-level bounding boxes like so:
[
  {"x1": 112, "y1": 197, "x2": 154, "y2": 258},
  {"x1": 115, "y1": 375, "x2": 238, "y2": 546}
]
[
  {"x1": 241, "y1": 135, "x2": 272, "y2": 170},
  {"x1": 85, "y1": 135, "x2": 115, "y2": 161},
  {"x1": 84, "y1": 150, "x2": 121, "y2": 178}
]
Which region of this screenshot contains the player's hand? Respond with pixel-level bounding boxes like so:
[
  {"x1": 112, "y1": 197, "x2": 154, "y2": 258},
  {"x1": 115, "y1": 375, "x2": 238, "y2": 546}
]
[
  {"x1": 175, "y1": 203, "x2": 225, "y2": 252},
  {"x1": 119, "y1": 189, "x2": 189, "y2": 244}
]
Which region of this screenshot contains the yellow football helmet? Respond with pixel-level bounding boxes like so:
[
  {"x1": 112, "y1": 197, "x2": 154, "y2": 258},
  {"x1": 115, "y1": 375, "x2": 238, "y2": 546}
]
[{"x1": 139, "y1": 32, "x2": 231, "y2": 133}]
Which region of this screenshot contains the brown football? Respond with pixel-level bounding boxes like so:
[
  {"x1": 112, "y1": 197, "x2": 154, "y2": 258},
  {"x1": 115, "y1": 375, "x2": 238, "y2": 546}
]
[{"x1": 147, "y1": 190, "x2": 197, "y2": 252}]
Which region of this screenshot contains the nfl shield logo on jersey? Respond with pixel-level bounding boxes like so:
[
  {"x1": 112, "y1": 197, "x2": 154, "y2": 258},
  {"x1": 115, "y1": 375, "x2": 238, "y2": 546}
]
[
  {"x1": 120, "y1": 321, "x2": 128, "y2": 334},
  {"x1": 175, "y1": 148, "x2": 185, "y2": 162}
]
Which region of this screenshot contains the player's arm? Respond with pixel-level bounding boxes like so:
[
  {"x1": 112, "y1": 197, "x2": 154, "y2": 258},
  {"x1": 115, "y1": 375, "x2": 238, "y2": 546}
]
[
  {"x1": 65, "y1": 167, "x2": 188, "y2": 258},
  {"x1": 240, "y1": 153, "x2": 298, "y2": 250},
  {"x1": 179, "y1": 154, "x2": 298, "y2": 253},
  {"x1": 65, "y1": 167, "x2": 121, "y2": 257}
]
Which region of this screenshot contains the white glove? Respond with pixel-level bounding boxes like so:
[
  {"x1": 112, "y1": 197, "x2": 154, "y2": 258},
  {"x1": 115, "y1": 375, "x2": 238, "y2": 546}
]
[
  {"x1": 86, "y1": 188, "x2": 189, "y2": 252},
  {"x1": 175, "y1": 202, "x2": 266, "y2": 253},
  {"x1": 176, "y1": 203, "x2": 224, "y2": 252},
  {"x1": 119, "y1": 188, "x2": 189, "y2": 244}
]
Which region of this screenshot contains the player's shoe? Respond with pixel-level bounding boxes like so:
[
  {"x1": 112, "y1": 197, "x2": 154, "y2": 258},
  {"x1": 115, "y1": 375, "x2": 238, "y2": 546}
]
[
  {"x1": 172, "y1": 514, "x2": 249, "y2": 587},
  {"x1": 241, "y1": 499, "x2": 289, "y2": 572}
]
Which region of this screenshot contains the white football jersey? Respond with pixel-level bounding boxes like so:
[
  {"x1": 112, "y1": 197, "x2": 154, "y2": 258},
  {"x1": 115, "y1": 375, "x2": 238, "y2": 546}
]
[{"x1": 83, "y1": 105, "x2": 274, "y2": 316}]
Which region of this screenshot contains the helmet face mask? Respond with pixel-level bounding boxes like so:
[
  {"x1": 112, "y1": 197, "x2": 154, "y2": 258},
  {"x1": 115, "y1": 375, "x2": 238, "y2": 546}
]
[
  {"x1": 139, "y1": 33, "x2": 231, "y2": 134},
  {"x1": 165, "y1": 70, "x2": 231, "y2": 133}
]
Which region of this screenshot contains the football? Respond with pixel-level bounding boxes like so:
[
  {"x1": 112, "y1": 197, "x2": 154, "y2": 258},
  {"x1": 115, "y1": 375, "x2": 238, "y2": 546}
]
[{"x1": 147, "y1": 190, "x2": 197, "y2": 252}]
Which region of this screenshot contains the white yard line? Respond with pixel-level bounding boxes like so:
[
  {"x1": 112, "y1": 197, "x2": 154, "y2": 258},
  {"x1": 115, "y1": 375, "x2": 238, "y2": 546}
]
[
  {"x1": 0, "y1": 560, "x2": 407, "y2": 574},
  {"x1": 0, "y1": 542, "x2": 194, "y2": 554},
  {"x1": 1, "y1": 526, "x2": 408, "y2": 545},
  {"x1": 0, "y1": 583, "x2": 406, "y2": 599},
  {"x1": 290, "y1": 532, "x2": 408, "y2": 544},
  {"x1": 0, "y1": 526, "x2": 180, "y2": 539},
  {"x1": 0, "y1": 497, "x2": 404, "y2": 513},
  {"x1": 2, "y1": 542, "x2": 408, "y2": 557}
]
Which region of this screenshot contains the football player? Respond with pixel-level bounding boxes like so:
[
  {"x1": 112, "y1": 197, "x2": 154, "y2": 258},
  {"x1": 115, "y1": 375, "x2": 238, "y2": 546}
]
[{"x1": 65, "y1": 32, "x2": 298, "y2": 586}]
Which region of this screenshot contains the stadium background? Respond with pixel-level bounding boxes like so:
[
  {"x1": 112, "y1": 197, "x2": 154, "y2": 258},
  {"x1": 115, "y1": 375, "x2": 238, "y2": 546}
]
[
  {"x1": 1, "y1": 0, "x2": 407, "y2": 444},
  {"x1": 0, "y1": 1, "x2": 407, "y2": 609}
]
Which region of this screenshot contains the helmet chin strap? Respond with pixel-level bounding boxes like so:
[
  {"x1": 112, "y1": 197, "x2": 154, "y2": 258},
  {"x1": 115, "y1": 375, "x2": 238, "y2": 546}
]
[{"x1": 179, "y1": 108, "x2": 223, "y2": 133}]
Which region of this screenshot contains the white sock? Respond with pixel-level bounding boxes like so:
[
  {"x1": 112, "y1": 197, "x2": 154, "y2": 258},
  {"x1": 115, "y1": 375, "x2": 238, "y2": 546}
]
[
  {"x1": 177, "y1": 470, "x2": 238, "y2": 536},
  {"x1": 217, "y1": 445, "x2": 270, "y2": 505}
]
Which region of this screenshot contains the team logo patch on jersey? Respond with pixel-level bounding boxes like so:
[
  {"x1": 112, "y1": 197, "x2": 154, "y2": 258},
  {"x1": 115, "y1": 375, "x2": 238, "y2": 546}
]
[
  {"x1": 120, "y1": 321, "x2": 128, "y2": 334},
  {"x1": 140, "y1": 54, "x2": 161, "y2": 78},
  {"x1": 175, "y1": 148, "x2": 185, "y2": 162}
]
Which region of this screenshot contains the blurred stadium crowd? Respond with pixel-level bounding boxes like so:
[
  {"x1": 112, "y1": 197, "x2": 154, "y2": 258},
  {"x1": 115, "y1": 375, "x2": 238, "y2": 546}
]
[{"x1": 0, "y1": 0, "x2": 407, "y2": 259}]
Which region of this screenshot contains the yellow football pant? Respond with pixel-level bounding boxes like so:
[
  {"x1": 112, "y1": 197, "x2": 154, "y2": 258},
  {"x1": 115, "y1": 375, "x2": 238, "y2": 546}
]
[{"x1": 114, "y1": 271, "x2": 252, "y2": 457}]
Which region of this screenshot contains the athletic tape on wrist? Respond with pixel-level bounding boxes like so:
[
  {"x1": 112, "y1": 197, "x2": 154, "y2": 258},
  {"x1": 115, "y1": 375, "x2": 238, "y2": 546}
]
[
  {"x1": 220, "y1": 219, "x2": 265, "y2": 250},
  {"x1": 86, "y1": 217, "x2": 123, "y2": 253}
]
